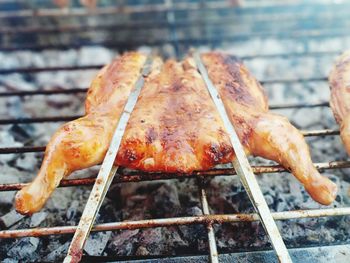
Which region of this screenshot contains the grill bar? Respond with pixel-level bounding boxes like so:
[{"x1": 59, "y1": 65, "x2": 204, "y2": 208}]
[
  {"x1": 301, "y1": 129, "x2": 339, "y2": 136},
  {"x1": 0, "y1": 76, "x2": 329, "y2": 99},
  {"x1": 0, "y1": 14, "x2": 347, "y2": 35},
  {"x1": 0, "y1": 89, "x2": 327, "y2": 99},
  {"x1": 262, "y1": 77, "x2": 328, "y2": 84},
  {"x1": 0, "y1": 102, "x2": 332, "y2": 125},
  {"x1": 0, "y1": 50, "x2": 340, "y2": 76},
  {"x1": 0, "y1": 1, "x2": 232, "y2": 19},
  {"x1": 0, "y1": 65, "x2": 101, "y2": 74},
  {"x1": 0, "y1": 88, "x2": 87, "y2": 97},
  {"x1": 1, "y1": 31, "x2": 349, "y2": 51},
  {"x1": 0, "y1": 146, "x2": 45, "y2": 154},
  {"x1": 270, "y1": 102, "x2": 329, "y2": 109},
  {"x1": 198, "y1": 179, "x2": 219, "y2": 263},
  {"x1": 1, "y1": 160, "x2": 349, "y2": 192},
  {"x1": 1, "y1": 207, "x2": 349, "y2": 239},
  {"x1": 0, "y1": 116, "x2": 80, "y2": 125},
  {"x1": 0, "y1": 1, "x2": 349, "y2": 19}
]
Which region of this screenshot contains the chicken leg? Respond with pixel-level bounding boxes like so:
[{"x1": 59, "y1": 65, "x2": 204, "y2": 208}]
[
  {"x1": 250, "y1": 113, "x2": 336, "y2": 205},
  {"x1": 201, "y1": 52, "x2": 337, "y2": 205},
  {"x1": 15, "y1": 52, "x2": 149, "y2": 214}
]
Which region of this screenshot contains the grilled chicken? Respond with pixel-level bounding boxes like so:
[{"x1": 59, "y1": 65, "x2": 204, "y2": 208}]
[
  {"x1": 15, "y1": 52, "x2": 337, "y2": 215},
  {"x1": 329, "y1": 50, "x2": 350, "y2": 156}
]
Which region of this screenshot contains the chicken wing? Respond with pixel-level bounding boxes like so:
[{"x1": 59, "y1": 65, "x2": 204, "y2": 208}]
[
  {"x1": 329, "y1": 50, "x2": 350, "y2": 156},
  {"x1": 15, "y1": 52, "x2": 337, "y2": 215}
]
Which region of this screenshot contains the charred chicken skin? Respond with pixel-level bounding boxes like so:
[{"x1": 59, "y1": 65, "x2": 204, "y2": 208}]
[
  {"x1": 15, "y1": 52, "x2": 337, "y2": 215},
  {"x1": 329, "y1": 51, "x2": 350, "y2": 156}
]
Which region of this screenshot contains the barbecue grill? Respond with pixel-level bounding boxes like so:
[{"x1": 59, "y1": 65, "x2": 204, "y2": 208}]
[{"x1": 1, "y1": 0, "x2": 350, "y2": 262}]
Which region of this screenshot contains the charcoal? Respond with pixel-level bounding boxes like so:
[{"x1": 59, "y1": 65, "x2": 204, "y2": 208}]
[
  {"x1": 7, "y1": 237, "x2": 39, "y2": 260},
  {"x1": 15, "y1": 154, "x2": 39, "y2": 172},
  {"x1": 109, "y1": 229, "x2": 140, "y2": 255},
  {"x1": 9, "y1": 125, "x2": 32, "y2": 142},
  {"x1": 84, "y1": 231, "x2": 111, "y2": 256},
  {"x1": 135, "y1": 227, "x2": 188, "y2": 255},
  {"x1": 42, "y1": 242, "x2": 69, "y2": 262},
  {"x1": 0, "y1": 210, "x2": 25, "y2": 229},
  {"x1": 0, "y1": 130, "x2": 23, "y2": 163},
  {"x1": 0, "y1": 75, "x2": 35, "y2": 92},
  {"x1": 66, "y1": 200, "x2": 80, "y2": 221},
  {"x1": 135, "y1": 246, "x2": 149, "y2": 256},
  {"x1": 3, "y1": 258, "x2": 18, "y2": 263},
  {"x1": 77, "y1": 46, "x2": 115, "y2": 66},
  {"x1": 185, "y1": 206, "x2": 202, "y2": 216},
  {"x1": 0, "y1": 166, "x2": 24, "y2": 205},
  {"x1": 29, "y1": 212, "x2": 47, "y2": 227}
]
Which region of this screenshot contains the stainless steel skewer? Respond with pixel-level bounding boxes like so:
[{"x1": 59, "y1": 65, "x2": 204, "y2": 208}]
[
  {"x1": 194, "y1": 51, "x2": 292, "y2": 263},
  {"x1": 63, "y1": 56, "x2": 153, "y2": 263}
]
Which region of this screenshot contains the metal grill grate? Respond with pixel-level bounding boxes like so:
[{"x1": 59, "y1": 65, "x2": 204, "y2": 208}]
[
  {"x1": 0, "y1": 57, "x2": 349, "y2": 261},
  {"x1": 1, "y1": 0, "x2": 350, "y2": 262}
]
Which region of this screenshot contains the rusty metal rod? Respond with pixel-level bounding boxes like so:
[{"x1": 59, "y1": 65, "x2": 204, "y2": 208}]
[
  {"x1": 197, "y1": 179, "x2": 219, "y2": 263},
  {"x1": 0, "y1": 79, "x2": 327, "y2": 100},
  {"x1": 0, "y1": 146, "x2": 46, "y2": 154},
  {"x1": 0, "y1": 103, "x2": 333, "y2": 125},
  {"x1": 0, "y1": 88, "x2": 88, "y2": 97},
  {"x1": 0, "y1": 65, "x2": 101, "y2": 74},
  {"x1": 241, "y1": 51, "x2": 340, "y2": 60},
  {"x1": 0, "y1": 1, "x2": 348, "y2": 19},
  {"x1": 0, "y1": 1, "x2": 231, "y2": 19},
  {"x1": 0, "y1": 31, "x2": 348, "y2": 52},
  {"x1": 0, "y1": 12, "x2": 348, "y2": 35},
  {"x1": 261, "y1": 76, "x2": 328, "y2": 84},
  {"x1": 0, "y1": 90, "x2": 330, "y2": 104},
  {"x1": 1, "y1": 207, "x2": 349, "y2": 239},
  {"x1": 0, "y1": 115, "x2": 81, "y2": 125},
  {"x1": 0, "y1": 128, "x2": 340, "y2": 155},
  {"x1": 302, "y1": 129, "x2": 340, "y2": 137},
  {"x1": 0, "y1": 51, "x2": 340, "y2": 77},
  {"x1": 1, "y1": 161, "x2": 349, "y2": 192},
  {"x1": 269, "y1": 101, "x2": 329, "y2": 109}
]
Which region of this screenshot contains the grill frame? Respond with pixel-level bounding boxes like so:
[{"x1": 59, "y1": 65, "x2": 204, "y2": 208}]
[{"x1": 1, "y1": 0, "x2": 350, "y2": 262}]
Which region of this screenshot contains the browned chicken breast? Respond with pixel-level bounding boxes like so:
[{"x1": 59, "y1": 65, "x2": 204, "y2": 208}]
[
  {"x1": 15, "y1": 52, "x2": 337, "y2": 215},
  {"x1": 329, "y1": 50, "x2": 350, "y2": 156}
]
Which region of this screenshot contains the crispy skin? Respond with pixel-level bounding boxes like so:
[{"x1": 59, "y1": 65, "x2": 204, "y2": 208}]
[
  {"x1": 116, "y1": 58, "x2": 234, "y2": 172},
  {"x1": 15, "y1": 52, "x2": 337, "y2": 215},
  {"x1": 329, "y1": 50, "x2": 350, "y2": 156}
]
